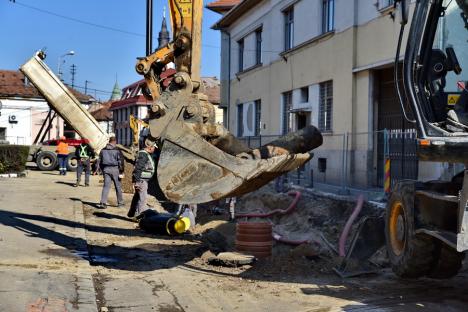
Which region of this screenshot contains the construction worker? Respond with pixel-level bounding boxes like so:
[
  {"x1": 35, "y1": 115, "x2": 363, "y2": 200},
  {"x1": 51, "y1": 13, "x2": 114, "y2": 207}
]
[
  {"x1": 55, "y1": 136, "x2": 69, "y2": 175},
  {"x1": 98, "y1": 137, "x2": 124, "y2": 208},
  {"x1": 127, "y1": 138, "x2": 157, "y2": 219},
  {"x1": 74, "y1": 140, "x2": 95, "y2": 187}
]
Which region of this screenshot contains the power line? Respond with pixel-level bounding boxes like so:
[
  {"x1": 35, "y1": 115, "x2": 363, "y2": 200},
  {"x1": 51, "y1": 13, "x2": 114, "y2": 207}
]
[{"x1": 10, "y1": 0, "x2": 146, "y2": 38}]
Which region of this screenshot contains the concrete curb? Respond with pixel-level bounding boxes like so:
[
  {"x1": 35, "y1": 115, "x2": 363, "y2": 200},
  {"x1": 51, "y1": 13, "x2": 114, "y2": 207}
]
[{"x1": 73, "y1": 200, "x2": 99, "y2": 312}]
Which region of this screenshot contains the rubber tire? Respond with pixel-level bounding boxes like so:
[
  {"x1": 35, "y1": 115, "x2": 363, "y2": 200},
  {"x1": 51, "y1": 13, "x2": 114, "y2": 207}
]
[
  {"x1": 36, "y1": 151, "x2": 58, "y2": 171},
  {"x1": 385, "y1": 181, "x2": 435, "y2": 278},
  {"x1": 428, "y1": 243, "x2": 465, "y2": 279},
  {"x1": 66, "y1": 152, "x2": 78, "y2": 172}
]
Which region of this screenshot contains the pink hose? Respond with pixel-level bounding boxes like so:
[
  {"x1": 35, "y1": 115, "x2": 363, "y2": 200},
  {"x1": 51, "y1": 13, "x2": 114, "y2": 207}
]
[
  {"x1": 338, "y1": 194, "x2": 364, "y2": 257},
  {"x1": 235, "y1": 191, "x2": 301, "y2": 218}
]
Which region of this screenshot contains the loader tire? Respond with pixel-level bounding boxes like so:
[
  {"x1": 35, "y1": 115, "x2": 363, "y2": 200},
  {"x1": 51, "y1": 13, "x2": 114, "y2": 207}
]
[
  {"x1": 385, "y1": 181, "x2": 435, "y2": 278},
  {"x1": 428, "y1": 243, "x2": 465, "y2": 279},
  {"x1": 36, "y1": 151, "x2": 58, "y2": 171},
  {"x1": 66, "y1": 152, "x2": 78, "y2": 172}
]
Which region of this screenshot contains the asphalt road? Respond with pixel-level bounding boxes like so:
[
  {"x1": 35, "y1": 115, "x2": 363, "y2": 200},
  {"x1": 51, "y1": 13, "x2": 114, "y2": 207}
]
[{"x1": 0, "y1": 170, "x2": 467, "y2": 312}]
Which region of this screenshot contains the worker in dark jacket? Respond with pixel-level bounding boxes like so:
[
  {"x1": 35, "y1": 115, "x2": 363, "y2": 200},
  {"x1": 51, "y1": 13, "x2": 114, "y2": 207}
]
[
  {"x1": 74, "y1": 140, "x2": 95, "y2": 187},
  {"x1": 127, "y1": 138, "x2": 157, "y2": 219},
  {"x1": 98, "y1": 137, "x2": 124, "y2": 208}
]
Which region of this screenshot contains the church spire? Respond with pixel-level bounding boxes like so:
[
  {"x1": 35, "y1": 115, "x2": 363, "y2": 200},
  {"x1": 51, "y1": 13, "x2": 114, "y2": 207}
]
[
  {"x1": 158, "y1": 7, "x2": 170, "y2": 49},
  {"x1": 110, "y1": 78, "x2": 121, "y2": 101}
]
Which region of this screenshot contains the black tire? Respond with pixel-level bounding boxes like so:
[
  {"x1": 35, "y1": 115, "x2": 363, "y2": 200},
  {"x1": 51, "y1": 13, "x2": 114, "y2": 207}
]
[
  {"x1": 385, "y1": 181, "x2": 436, "y2": 278},
  {"x1": 36, "y1": 151, "x2": 58, "y2": 171},
  {"x1": 66, "y1": 152, "x2": 78, "y2": 172},
  {"x1": 428, "y1": 243, "x2": 465, "y2": 279}
]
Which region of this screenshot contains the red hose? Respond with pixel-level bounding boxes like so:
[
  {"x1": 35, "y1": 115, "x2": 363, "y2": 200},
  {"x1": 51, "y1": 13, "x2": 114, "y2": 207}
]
[
  {"x1": 338, "y1": 194, "x2": 364, "y2": 257},
  {"x1": 235, "y1": 191, "x2": 301, "y2": 218}
]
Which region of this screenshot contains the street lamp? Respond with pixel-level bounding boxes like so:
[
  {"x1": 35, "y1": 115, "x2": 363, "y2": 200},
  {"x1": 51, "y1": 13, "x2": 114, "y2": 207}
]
[{"x1": 57, "y1": 50, "x2": 75, "y2": 81}]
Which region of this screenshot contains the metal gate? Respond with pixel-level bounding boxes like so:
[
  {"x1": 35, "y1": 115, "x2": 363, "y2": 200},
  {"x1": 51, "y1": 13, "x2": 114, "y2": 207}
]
[{"x1": 376, "y1": 67, "x2": 418, "y2": 187}]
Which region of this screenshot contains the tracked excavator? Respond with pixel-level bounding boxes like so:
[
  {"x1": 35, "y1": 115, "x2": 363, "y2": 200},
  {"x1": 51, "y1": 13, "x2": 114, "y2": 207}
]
[
  {"x1": 385, "y1": 0, "x2": 468, "y2": 278},
  {"x1": 20, "y1": 0, "x2": 323, "y2": 205}
]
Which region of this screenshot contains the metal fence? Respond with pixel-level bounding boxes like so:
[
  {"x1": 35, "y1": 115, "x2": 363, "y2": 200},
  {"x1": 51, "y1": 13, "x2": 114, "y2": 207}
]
[
  {"x1": 237, "y1": 128, "x2": 419, "y2": 200},
  {"x1": 3, "y1": 136, "x2": 27, "y2": 145}
]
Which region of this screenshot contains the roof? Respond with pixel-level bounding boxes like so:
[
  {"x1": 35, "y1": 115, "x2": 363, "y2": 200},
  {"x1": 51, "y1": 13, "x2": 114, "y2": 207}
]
[
  {"x1": 110, "y1": 79, "x2": 151, "y2": 110},
  {"x1": 206, "y1": 0, "x2": 241, "y2": 14},
  {"x1": 90, "y1": 101, "x2": 113, "y2": 121},
  {"x1": 202, "y1": 77, "x2": 220, "y2": 105},
  {"x1": 212, "y1": 0, "x2": 260, "y2": 29},
  {"x1": 0, "y1": 70, "x2": 94, "y2": 103}
]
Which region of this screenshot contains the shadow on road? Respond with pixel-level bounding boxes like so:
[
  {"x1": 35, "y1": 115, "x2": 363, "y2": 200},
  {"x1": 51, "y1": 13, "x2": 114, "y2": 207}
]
[{"x1": 0, "y1": 209, "x2": 204, "y2": 272}]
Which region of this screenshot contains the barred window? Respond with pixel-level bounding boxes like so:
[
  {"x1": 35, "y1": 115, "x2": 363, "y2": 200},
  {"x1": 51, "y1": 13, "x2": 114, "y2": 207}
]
[
  {"x1": 319, "y1": 81, "x2": 333, "y2": 132},
  {"x1": 282, "y1": 91, "x2": 293, "y2": 135}
]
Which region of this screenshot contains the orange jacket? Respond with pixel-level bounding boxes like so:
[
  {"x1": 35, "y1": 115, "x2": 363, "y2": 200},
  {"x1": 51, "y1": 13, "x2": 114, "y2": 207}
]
[{"x1": 56, "y1": 142, "x2": 69, "y2": 155}]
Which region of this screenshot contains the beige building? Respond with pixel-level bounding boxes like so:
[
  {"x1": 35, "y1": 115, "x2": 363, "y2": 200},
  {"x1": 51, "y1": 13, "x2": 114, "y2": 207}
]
[{"x1": 209, "y1": 0, "x2": 430, "y2": 189}]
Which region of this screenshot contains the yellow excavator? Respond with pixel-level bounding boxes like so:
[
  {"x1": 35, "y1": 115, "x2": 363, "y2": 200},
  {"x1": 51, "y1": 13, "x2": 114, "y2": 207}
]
[
  {"x1": 20, "y1": 0, "x2": 322, "y2": 205},
  {"x1": 133, "y1": 0, "x2": 323, "y2": 204}
]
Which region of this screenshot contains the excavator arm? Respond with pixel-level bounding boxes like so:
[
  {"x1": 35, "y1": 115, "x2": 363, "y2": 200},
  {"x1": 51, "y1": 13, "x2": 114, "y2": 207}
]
[{"x1": 135, "y1": 0, "x2": 323, "y2": 204}]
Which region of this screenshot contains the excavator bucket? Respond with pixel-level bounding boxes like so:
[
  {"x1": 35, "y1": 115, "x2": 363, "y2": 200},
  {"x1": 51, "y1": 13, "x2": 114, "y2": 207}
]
[{"x1": 156, "y1": 120, "x2": 321, "y2": 204}]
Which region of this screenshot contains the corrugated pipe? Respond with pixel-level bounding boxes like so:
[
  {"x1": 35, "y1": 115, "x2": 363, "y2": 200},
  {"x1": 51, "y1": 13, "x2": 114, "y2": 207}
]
[
  {"x1": 338, "y1": 194, "x2": 364, "y2": 257},
  {"x1": 235, "y1": 191, "x2": 301, "y2": 218}
]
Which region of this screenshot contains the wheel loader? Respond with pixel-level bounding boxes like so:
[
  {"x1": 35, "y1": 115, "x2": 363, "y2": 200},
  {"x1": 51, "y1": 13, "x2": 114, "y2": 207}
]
[
  {"x1": 19, "y1": 0, "x2": 322, "y2": 204},
  {"x1": 385, "y1": 0, "x2": 468, "y2": 278}
]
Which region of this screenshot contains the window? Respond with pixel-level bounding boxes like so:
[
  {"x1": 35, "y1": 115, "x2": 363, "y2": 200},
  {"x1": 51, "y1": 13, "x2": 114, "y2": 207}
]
[
  {"x1": 378, "y1": 0, "x2": 394, "y2": 10},
  {"x1": 282, "y1": 91, "x2": 293, "y2": 134},
  {"x1": 254, "y1": 100, "x2": 261, "y2": 136},
  {"x1": 237, "y1": 104, "x2": 244, "y2": 137},
  {"x1": 284, "y1": 6, "x2": 294, "y2": 51},
  {"x1": 319, "y1": 81, "x2": 333, "y2": 132},
  {"x1": 238, "y1": 38, "x2": 244, "y2": 72},
  {"x1": 255, "y1": 28, "x2": 262, "y2": 65},
  {"x1": 322, "y1": 0, "x2": 335, "y2": 33},
  {"x1": 0, "y1": 127, "x2": 6, "y2": 140},
  {"x1": 300, "y1": 87, "x2": 309, "y2": 103}
]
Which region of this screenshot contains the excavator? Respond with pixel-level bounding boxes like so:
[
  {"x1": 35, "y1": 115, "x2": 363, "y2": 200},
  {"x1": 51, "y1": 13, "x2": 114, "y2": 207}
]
[
  {"x1": 385, "y1": 0, "x2": 468, "y2": 278},
  {"x1": 20, "y1": 0, "x2": 322, "y2": 204}
]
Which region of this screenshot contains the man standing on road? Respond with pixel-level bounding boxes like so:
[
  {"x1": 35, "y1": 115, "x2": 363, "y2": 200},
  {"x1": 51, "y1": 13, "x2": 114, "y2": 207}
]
[
  {"x1": 98, "y1": 137, "x2": 124, "y2": 208},
  {"x1": 74, "y1": 140, "x2": 95, "y2": 187},
  {"x1": 127, "y1": 139, "x2": 157, "y2": 219},
  {"x1": 56, "y1": 136, "x2": 69, "y2": 175}
]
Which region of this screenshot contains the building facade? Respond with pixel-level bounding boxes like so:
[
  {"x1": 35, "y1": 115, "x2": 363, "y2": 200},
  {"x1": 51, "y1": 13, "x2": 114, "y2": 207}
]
[
  {"x1": 210, "y1": 0, "x2": 441, "y2": 188},
  {"x1": 0, "y1": 70, "x2": 94, "y2": 145}
]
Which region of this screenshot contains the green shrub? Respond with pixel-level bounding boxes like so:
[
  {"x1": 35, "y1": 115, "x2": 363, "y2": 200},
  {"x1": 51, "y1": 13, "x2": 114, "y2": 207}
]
[{"x1": 0, "y1": 145, "x2": 30, "y2": 174}]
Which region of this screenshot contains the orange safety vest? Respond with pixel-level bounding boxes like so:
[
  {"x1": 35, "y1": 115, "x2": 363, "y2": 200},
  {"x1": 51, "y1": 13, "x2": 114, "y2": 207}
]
[{"x1": 56, "y1": 142, "x2": 69, "y2": 155}]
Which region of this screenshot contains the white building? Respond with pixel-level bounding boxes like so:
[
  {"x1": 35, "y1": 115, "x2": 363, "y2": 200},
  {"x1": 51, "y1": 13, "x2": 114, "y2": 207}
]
[
  {"x1": 0, "y1": 70, "x2": 94, "y2": 145},
  {"x1": 209, "y1": 0, "x2": 445, "y2": 189}
]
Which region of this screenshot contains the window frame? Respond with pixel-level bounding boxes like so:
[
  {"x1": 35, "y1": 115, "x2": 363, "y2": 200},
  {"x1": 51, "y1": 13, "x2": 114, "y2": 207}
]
[
  {"x1": 238, "y1": 38, "x2": 244, "y2": 73},
  {"x1": 237, "y1": 103, "x2": 244, "y2": 137},
  {"x1": 322, "y1": 0, "x2": 335, "y2": 34},
  {"x1": 319, "y1": 80, "x2": 333, "y2": 132},
  {"x1": 255, "y1": 28, "x2": 263, "y2": 66},
  {"x1": 282, "y1": 91, "x2": 293, "y2": 135},
  {"x1": 254, "y1": 99, "x2": 261, "y2": 136},
  {"x1": 283, "y1": 6, "x2": 294, "y2": 51}
]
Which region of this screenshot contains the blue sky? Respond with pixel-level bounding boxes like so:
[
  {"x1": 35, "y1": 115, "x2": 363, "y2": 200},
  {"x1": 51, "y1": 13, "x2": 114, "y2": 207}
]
[{"x1": 0, "y1": 0, "x2": 222, "y2": 101}]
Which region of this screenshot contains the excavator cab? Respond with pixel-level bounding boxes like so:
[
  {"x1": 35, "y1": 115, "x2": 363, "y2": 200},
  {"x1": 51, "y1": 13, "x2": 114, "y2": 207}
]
[
  {"x1": 135, "y1": 0, "x2": 323, "y2": 204},
  {"x1": 385, "y1": 0, "x2": 468, "y2": 279}
]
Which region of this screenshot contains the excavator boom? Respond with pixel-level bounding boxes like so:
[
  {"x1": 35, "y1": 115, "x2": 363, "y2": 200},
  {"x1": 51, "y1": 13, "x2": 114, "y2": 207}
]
[{"x1": 135, "y1": 0, "x2": 323, "y2": 204}]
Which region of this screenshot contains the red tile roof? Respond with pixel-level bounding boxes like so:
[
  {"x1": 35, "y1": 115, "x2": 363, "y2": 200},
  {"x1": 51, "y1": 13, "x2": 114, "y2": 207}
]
[
  {"x1": 202, "y1": 77, "x2": 220, "y2": 105},
  {"x1": 206, "y1": 0, "x2": 241, "y2": 13},
  {"x1": 0, "y1": 70, "x2": 94, "y2": 103},
  {"x1": 90, "y1": 101, "x2": 113, "y2": 121}
]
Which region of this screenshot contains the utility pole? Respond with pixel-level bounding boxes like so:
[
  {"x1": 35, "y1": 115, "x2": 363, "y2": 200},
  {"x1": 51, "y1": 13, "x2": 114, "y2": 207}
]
[
  {"x1": 70, "y1": 64, "x2": 77, "y2": 88},
  {"x1": 85, "y1": 80, "x2": 91, "y2": 94}
]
